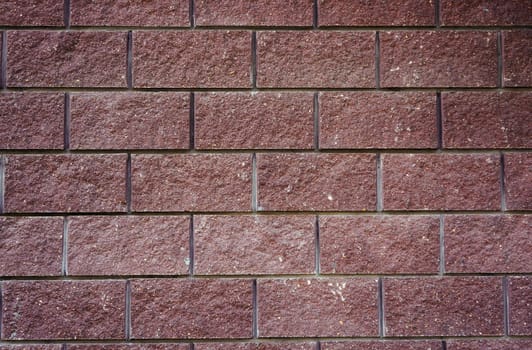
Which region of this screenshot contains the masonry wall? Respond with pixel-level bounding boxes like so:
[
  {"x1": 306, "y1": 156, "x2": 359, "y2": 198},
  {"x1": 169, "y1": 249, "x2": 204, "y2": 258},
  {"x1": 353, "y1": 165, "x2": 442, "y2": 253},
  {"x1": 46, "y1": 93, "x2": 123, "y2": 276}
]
[{"x1": 0, "y1": 1, "x2": 531, "y2": 349}]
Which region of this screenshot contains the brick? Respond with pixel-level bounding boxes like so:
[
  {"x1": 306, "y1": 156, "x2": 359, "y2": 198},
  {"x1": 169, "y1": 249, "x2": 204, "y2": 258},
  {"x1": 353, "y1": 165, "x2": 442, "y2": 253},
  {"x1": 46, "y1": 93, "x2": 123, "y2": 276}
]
[
  {"x1": 67, "y1": 345, "x2": 189, "y2": 350},
  {"x1": 195, "y1": 344, "x2": 316, "y2": 350},
  {"x1": 0, "y1": 93, "x2": 64, "y2": 149},
  {"x1": 1, "y1": 280, "x2": 125, "y2": 339},
  {"x1": 70, "y1": 0, "x2": 189, "y2": 27},
  {"x1": 195, "y1": 92, "x2": 314, "y2": 150},
  {"x1": 442, "y1": 92, "x2": 532, "y2": 149},
  {"x1": 322, "y1": 341, "x2": 443, "y2": 350},
  {"x1": 504, "y1": 152, "x2": 532, "y2": 210},
  {"x1": 318, "y1": 0, "x2": 435, "y2": 26},
  {"x1": 259, "y1": 278, "x2": 378, "y2": 337},
  {"x1": 0, "y1": 217, "x2": 62, "y2": 276},
  {"x1": 381, "y1": 31, "x2": 497, "y2": 87},
  {"x1": 382, "y1": 154, "x2": 501, "y2": 210},
  {"x1": 194, "y1": 215, "x2": 315, "y2": 275},
  {"x1": 447, "y1": 339, "x2": 532, "y2": 350},
  {"x1": 70, "y1": 92, "x2": 189, "y2": 150},
  {"x1": 0, "y1": 346, "x2": 62, "y2": 350},
  {"x1": 445, "y1": 215, "x2": 532, "y2": 273},
  {"x1": 258, "y1": 153, "x2": 376, "y2": 211},
  {"x1": 132, "y1": 154, "x2": 251, "y2": 212},
  {"x1": 7, "y1": 31, "x2": 127, "y2": 87},
  {"x1": 195, "y1": 0, "x2": 312, "y2": 26},
  {"x1": 131, "y1": 279, "x2": 252, "y2": 338},
  {"x1": 320, "y1": 215, "x2": 440, "y2": 274},
  {"x1": 68, "y1": 216, "x2": 190, "y2": 276},
  {"x1": 384, "y1": 277, "x2": 504, "y2": 336},
  {"x1": 441, "y1": 0, "x2": 532, "y2": 26},
  {"x1": 0, "y1": 0, "x2": 63, "y2": 26},
  {"x1": 257, "y1": 31, "x2": 375, "y2": 88},
  {"x1": 4, "y1": 154, "x2": 127, "y2": 213},
  {"x1": 503, "y1": 30, "x2": 532, "y2": 87},
  {"x1": 133, "y1": 31, "x2": 251, "y2": 88},
  {"x1": 319, "y1": 92, "x2": 437, "y2": 149},
  {"x1": 508, "y1": 276, "x2": 532, "y2": 335}
]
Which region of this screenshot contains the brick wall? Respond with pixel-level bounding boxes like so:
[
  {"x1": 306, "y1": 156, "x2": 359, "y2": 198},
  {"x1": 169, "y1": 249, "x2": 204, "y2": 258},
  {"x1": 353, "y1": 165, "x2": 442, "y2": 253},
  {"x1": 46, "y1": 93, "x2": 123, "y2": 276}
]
[{"x1": 0, "y1": 0, "x2": 531, "y2": 349}]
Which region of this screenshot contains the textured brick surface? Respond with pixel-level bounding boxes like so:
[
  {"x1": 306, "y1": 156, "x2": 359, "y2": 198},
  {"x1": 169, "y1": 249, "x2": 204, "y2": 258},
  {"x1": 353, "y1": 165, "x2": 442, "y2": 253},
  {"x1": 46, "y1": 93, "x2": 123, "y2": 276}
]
[
  {"x1": 67, "y1": 346, "x2": 189, "y2": 350},
  {"x1": 442, "y1": 92, "x2": 532, "y2": 149},
  {"x1": 70, "y1": 92, "x2": 189, "y2": 150},
  {"x1": 1, "y1": 280, "x2": 125, "y2": 339},
  {"x1": 503, "y1": 30, "x2": 532, "y2": 87},
  {"x1": 0, "y1": 93, "x2": 64, "y2": 149},
  {"x1": 445, "y1": 215, "x2": 532, "y2": 273},
  {"x1": 257, "y1": 31, "x2": 375, "y2": 88},
  {"x1": 258, "y1": 153, "x2": 376, "y2": 211},
  {"x1": 0, "y1": 346, "x2": 62, "y2": 350},
  {"x1": 131, "y1": 279, "x2": 252, "y2": 338},
  {"x1": 382, "y1": 154, "x2": 501, "y2": 210},
  {"x1": 318, "y1": 0, "x2": 435, "y2": 26},
  {"x1": 504, "y1": 152, "x2": 532, "y2": 210},
  {"x1": 322, "y1": 341, "x2": 443, "y2": 350},
  {"x1": 8, "y1": 31, "x2": 127, "y2": 87},
  {"x1": 441, "y1": 0, "x2": 532, "y2": 26},
  {"x1": 68, "y1": 216, "x2": 190, "y2": 276},
  {"x1": 131, "y1": 154, "x2": 251, "y2": 212},
  {"x1": 384, "y1": 277, "x2": 504, "y2": 336},
  {"x1": 0, "y1": 0, "x2": 63, "y2": 26},
  {"x1": 70, "y1": 0, "x2": 189, "y2": 27},
  {"x1": 259, "y1": 278, "x2": 378, "y2": 337},
  {"x1": 320, "y1": 215, "x2": 440, "y2": 274},
  {"x1": 194, "y1": 215, "x2": 315, "y2": 274},
  {"x1": 195, "y1": 344, "x2": 316, "y2": 350},
  {"x1": 196, "y1": 0, "x2": 312, "y2": 26},
  {"x1": 319, "y1": 92, "x2": 437, "y2": 149},
  {"x1": 0, "y1": 217, "x2": 63, "y2": 276},
  {"x1": 195, "y1": 92, "x2": 314, "y2": 149},
  {"x1": 133, "y1": 31, "x2": 251, "y2": 88},
  {"x1": 380, "y1": 31, "x2": 497, "y2": 87},
  {"x1": 447, "y1": 339, "x2": 532, "y2": 350},
  {"x1": 508, "y1": 276, "x2": 532, "y2": 335}
]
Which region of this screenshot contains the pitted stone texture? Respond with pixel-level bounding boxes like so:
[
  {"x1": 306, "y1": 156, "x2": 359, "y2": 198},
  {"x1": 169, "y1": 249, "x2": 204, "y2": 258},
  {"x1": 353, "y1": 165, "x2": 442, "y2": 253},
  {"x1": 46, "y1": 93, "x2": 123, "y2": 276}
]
[
  {"x1": 0, "y1": 346, "x2": 63, "y2": 350},
  {"x1": 447, "y1": 339, "x2": 532, "y2": 350},
  {"x1": 67, "y1": 345, "x2": 189, "y2": 350},
  {"x1": 195, "y1": 344, "x2": 316, "y2": 350},
  {"x1": 504, "y1": 152, "x2": 532, "y2": 210},
  {"x1": 322, "y1": 341, "x2": 443, "y2": 350},
  {"x1": 503, "y1": 30, "x2": 532, "y2": 87},
  {"x1": 441, "y1": 0, "x2": 532, "y2": 26},
  {"x1": 0, "y1": 0, "x2": 63, "y2": 26},
  {"x1": 508, "y1": 276, "x2": 532, "y2": 335}
]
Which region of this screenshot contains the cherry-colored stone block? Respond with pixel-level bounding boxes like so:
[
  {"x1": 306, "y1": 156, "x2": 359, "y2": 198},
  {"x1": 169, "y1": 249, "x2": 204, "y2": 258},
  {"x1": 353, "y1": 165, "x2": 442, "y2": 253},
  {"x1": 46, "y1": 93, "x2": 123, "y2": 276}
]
[
  {"x1": 508, "y1": 276, "x2": 532, "y2": 335},
  {"x1": 0, "y1": 0, "x2": 63, "y2": 26},
  {"x1": 322, "y1": 341, "x2": 443, "y2": 350},
  {"x1": 504, "y1": 152, "x2": 532, "y2": 210},
  {"x1": 447, "y1": 339, "x2": 532, "y2": 350},
  {"x1": 441, "y1": 0, "x2": 532, "y2": 26},
  {"x1": 503, "y1": 30, "x2": 532, "y2": 87}
]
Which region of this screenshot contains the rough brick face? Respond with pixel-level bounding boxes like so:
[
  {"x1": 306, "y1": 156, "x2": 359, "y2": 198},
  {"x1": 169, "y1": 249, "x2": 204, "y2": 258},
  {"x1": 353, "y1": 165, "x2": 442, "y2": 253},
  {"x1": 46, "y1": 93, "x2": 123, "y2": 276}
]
[
  {"x1": 130, "y1": 279, "x2": 253, "y2": 338},
  {"x1": 319, "y1": 92, "x2": 437, "y2": 149},
  {"x1": 257, "y1": 31, "x2": 375, "y2": 88},
  {"x1": 0, "y1": 93, "x2": 64, "y2": 149},
  {"x1": 0, "y1": 0, "x2": 63, "y2": 26},
  {"x1": 0, "y1": 346, "x2": 62, "y2": 350},
  {"x1": 447, "y1": 339, "x2": 532, "y2": 350},
  {"x1": 504, "y1": 152, "x2": 532, "y2": 210},
  {"x1": 195, "y1": 92, "x2": 314, "y2": 149},
  {"x1": 194, "y1": 215, "x2": 315, "y2": 274},
  {"x1": 1, "y1": 280, "x2": 125, "y2": 339},
  {"x1": 68, "y1": 216, "x2": 190, "y2": 276},
  {"x1": 257, "y1": 153, "x2": 376, "y2": 211},
  {"x1": 67, "y1": 345, "x2": 189, "y2": 350},
  {"x1": 503, "y1": 30, "x2": 532, "y2": 87},
  {"x1": 7, "y1": 31, "x2": 127, "y2": 87},
  {"x1": 195, "y1": 343, "x2": 316, "y2": 350},
  {"x1": 322, "y1": 341, "x2": 443, "y2": 350},
  {"x1": 70, "y1": 92, "x2": 190, "y2": 150},
  {"x1": 508, "y1": 276, "x2": 532, "y2": 335},
  {"x1": 441, "y1": 0, "x2": 532, "y2": 26},
  {"x1": 380, "y1": 31, "x2": 497, "y2": 87},
  {"x1": 258, "y1": 278, "x2": 378, "y2": 337}
]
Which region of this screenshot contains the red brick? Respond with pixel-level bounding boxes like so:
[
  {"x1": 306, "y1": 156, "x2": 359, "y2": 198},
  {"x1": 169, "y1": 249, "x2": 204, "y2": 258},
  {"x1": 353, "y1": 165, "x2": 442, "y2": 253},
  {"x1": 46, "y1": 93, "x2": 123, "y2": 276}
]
[
  {"x1": 259, "y1": 278, "x2": 378, "y2": 337},
  {"x1": 0, "y1": 93, "x2": 64, "y2": 149},
  {"x1": 70, "y1": 0, "x2": 189, "y2": 27},
  {"x1": 258, "y1": 153, "x2": 376, "y2": 211},
  {"x1": 322, "y1": 341, "x2": 443, "y2": 350},
  {"x1": 381, "y1": 31, "x2": 497, "y2": 87},
  {"x1": 447, "y1": 339, "x2": 532, "y2": 350},
  {"x1": 70, "y1": 92, "x2": 189, "y2": 150},
  {"x1": 319, "y1": 92, "x2": 437, "y2": 149},
  {"x1": 7, "y1": 31, "x2": 127, "y2": 87},
  {"x1": 382, "y1": 154, "x2": 501, "y2": 210},
  {"x1": 132, "y1": 154, "x2": 251, "y2": 212},
  {"x1": 196, "y1": 0, "x2": 312, "y2": 26},
  {"x1": 133, "y1": 31, "x2": 251, "y2": 88},
  {"x1": 131, "y1": 279, "x2": 252, "y2": 338},
  {"x1": 441, "y1": 0, "x2": 532, "y2": 26},
  {"x1": 442, "y1": 92, "x2": 532, "y2": 149},
  {"x1": 257, "y1": 31, "x2": 375, "y2": 88},
  {"x1": 195, "y1": 344, "x2": 315, "y2": 350},
  {"x1": 384, "y1": 277, "x2": 504, "y2": 336},
  {"x1": 4, "y1": 154, "x2": 127, "y2": 213},
  {"x1": 319, "y1": 0, "x2": 435, "y2": 26},
  {"x1": 194, "y1": 215, "x2": 315, "y2": 275},
  {"x1": 508, "y1": 276, "x2": 532, "y2": 335},
  {"x1": 0, "y1": 0, "x2": 63, "y2": 26},
  {"x1": 320, "y1": 215, "x2": 440, "y2": 274},
  {"x1": 68, "y1": 216, "x2": 190, "y2": 276},
  {"x1": 67, "y1": 345, "x2": 189, "y2": 350},
  {"x1": 0, "y1": 346, "x2": 62, "y2": 350},
  {"x1": 195, "y1": 92, "x2": 314, "y2": 150},
  {"x1": 445, "y1": 215, "x2": 532, "y2": 273},
  {"x1": 1, "y1": 280, "x2": 125, "y2": 340},
  {"x1": 504, "y1": 152, "x2": 532, "y2": 210},
  {"x1": 503, "y1": 30, "x2": 532, "y2": 87},
  {"x1": 0, "y1": 217, "x2": 62, "y2": 276}
]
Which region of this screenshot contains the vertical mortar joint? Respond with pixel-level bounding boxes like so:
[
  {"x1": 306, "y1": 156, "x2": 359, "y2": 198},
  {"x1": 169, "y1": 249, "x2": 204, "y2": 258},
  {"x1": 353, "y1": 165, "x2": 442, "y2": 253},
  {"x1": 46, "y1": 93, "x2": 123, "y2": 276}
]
[
  {"x1": 62, "y1": 216, "x2": 69, "y2": 276},
  {"x1": 313, "y1": 0, "x2": 319, "y2": 29},
  {"x1": 0, "y1": 155, "x2": 4, "y2": 214},
  {"x1": 64, "y1": 0, "x2": 71, "y2": 29},
  {"x1": 189, "y1": 0, "x2": 196, "y2": 28},
  {"x1": 376, "y1": 153, "x2": 383, "y2": 212},
  {"x1": 1, "y1": 31, "x2": 7, "y2": 89},
  {"x1": 64, "y1": 92, "x2": 71, "y2": 151},
  {"x1": 126, "y1": 153, "x2": 132, "y2": 214},
  {"x1": 251, "y1": 153, "x2": 258, "y2": 212},
  {"x1": 189, "y1": 214, "x2": 194, "y2": 276},
  {"x1": 500, "y1": 152, "x2": 507, "y2": 211},
  {"x1": 315, "y1": 215, "x2": 320, "y2": 275},
  {"x1": 252, "y1": 279, "x2": 258, "y2": 338},
  {"x1": 378, "y1": 277, "x2": 385, "y2": 337},
  {"x1": 503, "y1": 276, "x2": 509, "y2": 335},
  {"x1": 125, "y1": 279, "x2": 132, "y2": 340},
  {"x1": 189, "y1": 92, "x2": 195, "y2": 150},
  {"x1": 436, "y1": 92, "x2": 443, "y2": 150},
  {"x1": 439, "y1": 214, "x2": 445, "y2": 276}
]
